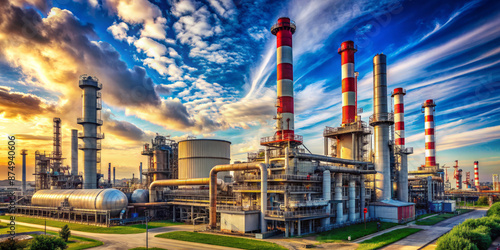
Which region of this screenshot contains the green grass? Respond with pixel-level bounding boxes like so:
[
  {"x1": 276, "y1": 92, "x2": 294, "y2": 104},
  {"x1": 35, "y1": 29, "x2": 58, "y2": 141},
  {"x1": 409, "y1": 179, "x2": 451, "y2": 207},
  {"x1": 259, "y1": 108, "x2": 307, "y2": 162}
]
[
  {"x1": 129, "y1": 248, "x2": 168, "y2": 250},
  {"x1": 0, "y1": 216, "x2": 182, "y2": 234},
  {"x1": 415, "y1": 209, "x2": 473, "y2": 226},
  {"x1": 456, "y1": 201, "x2": 490, "y2": 207},
  {"x1": 155, "y1": 231, "x2": 287, "y2": 250},
  {"x1": 416, "y1": 213, "x2": 435, "y2": 220},
  {"x1": 357, "y1": 228, "x2": 422, "y2": 250},
  {"x1": 0, "y1": 223, "x2": 103, "y2": 250},
  {"x1": 415, "y1": 213, "x2": 456, "y2": 225},
  {"x1": 316, "y1": 221, "x2": 398, "y2": 243}
]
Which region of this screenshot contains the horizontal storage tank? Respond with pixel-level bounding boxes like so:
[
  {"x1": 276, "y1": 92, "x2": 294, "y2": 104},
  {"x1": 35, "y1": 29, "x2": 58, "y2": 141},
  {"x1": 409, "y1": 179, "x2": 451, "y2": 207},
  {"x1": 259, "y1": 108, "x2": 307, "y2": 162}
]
[
  {"x1": 32, "y1": 189, "x2": 127, "y2": 216},
  {"x1": 131, "y1": 189, "x2": 149, "y2": 203},
  {"x1": 178, "y1": 139, "x2": 231, "y2": 179}
]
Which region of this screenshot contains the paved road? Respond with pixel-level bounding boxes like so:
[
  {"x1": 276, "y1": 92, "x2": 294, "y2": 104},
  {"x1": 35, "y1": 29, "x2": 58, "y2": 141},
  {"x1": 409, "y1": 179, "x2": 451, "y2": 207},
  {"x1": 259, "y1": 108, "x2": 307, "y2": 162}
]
[
  {"x1": 382, "y1": 209, "x2": 487, "y2": 250},
  {"x1": 1, "y1": 220, "x2": 239, "y2": 250}
]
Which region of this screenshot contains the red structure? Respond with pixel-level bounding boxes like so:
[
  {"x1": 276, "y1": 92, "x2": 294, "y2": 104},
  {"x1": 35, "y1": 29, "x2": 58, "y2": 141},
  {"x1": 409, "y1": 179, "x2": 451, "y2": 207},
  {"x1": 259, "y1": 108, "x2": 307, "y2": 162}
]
[
  {"x1": 392, "y1": 88, "x2": 406, "y2": 147},
  {"x1": 338, "y1": 41, "x2": 357, "y2": 124},
  {"x1": 261, "y1": 17, "x2": 302, "y2": 146},
  {"x1": 422, "y1": 99, "x2": 436, "y2": 167},
  {"x1": 474, "y1": 161, "x2": 480, "y2": 190}
]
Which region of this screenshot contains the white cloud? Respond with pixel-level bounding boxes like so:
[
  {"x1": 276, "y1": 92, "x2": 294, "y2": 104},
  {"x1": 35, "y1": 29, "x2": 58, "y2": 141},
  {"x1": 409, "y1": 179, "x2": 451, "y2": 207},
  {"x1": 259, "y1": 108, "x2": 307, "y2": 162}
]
[
  {"x1": 107, "y1": 22, "x2": 135, "y2": 44},
  {"x1": 140, "y1": 17, "x2": 168, "y2": 41}
]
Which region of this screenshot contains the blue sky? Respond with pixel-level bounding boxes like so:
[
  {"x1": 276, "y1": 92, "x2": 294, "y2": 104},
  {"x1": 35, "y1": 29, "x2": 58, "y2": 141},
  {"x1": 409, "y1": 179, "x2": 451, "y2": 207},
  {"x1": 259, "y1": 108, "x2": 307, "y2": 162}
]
[{"x1": 1, "y1": 0, "x2": 499, "y2": 181}]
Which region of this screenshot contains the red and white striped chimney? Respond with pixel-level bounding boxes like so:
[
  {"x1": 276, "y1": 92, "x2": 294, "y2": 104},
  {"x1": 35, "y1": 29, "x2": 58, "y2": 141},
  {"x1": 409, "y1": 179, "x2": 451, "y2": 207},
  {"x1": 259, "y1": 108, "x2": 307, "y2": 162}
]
[
  {"x1": 422, "y1": 99, "x2": 436, "y2": 167},
  {"x1": 474, "y1": 161, "x2": 479, "y2": 189},
  {"x1": 392, "y1": 88, "x2": 406, "y2": 147},
  {"x1": 339, "y1": 41, "x2": 357, "y2": 125},
  {"x1": 272, "y1": 17, "x2": 296, "y2": 140}
]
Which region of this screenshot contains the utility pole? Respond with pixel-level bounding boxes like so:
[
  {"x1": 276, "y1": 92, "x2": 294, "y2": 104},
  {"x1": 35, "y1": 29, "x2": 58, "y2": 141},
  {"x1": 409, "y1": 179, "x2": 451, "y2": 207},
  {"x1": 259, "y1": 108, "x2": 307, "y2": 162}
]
[{"x1": 145, "y1": 210, "x2": 149, "y2": 249}]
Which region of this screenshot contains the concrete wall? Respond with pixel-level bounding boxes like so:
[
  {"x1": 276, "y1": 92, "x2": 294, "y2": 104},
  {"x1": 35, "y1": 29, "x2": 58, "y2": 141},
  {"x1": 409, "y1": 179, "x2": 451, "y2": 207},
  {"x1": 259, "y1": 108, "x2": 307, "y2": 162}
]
[{"x1": 221, "y1": 211, "x2": 260, "y2": 233}]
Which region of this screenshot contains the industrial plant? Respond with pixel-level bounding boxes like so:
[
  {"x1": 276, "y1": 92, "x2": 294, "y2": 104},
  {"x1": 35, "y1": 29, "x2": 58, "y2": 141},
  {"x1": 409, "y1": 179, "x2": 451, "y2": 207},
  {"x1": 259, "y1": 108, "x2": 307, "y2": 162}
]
[{"x1": 11, "y1": 17, "x2": 498, "y2": 239}]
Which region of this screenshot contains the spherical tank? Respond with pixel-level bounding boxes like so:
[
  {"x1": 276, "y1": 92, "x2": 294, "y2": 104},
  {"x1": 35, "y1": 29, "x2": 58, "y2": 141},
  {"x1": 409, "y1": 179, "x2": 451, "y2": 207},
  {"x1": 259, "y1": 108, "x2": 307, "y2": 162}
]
[
  {"x1": 178, "y1": 139, "x2": 231, "y2": 179},
  {"x1": 32, "y1": 189, "x2": 128, "y2": 216},
  {"x1": 131, "y1": 189, "x2": 149, "y2": 203}
]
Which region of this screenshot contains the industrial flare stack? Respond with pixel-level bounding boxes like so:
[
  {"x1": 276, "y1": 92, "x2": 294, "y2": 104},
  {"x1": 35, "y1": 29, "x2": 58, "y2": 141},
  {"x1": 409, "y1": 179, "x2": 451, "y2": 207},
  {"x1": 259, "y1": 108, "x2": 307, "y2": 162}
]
[
  {"x1": 261, "y1": 17, "x2": 302, "y2": 147},
  {"x1": 422, "y1": 99, "x2": 437, "y2": 169},
  {"x1": 340, "y1": 41, "x2": 357, "y2": 125},
  {"x1": 392, "y1": 88, "x2": 410, "y2": 202}
]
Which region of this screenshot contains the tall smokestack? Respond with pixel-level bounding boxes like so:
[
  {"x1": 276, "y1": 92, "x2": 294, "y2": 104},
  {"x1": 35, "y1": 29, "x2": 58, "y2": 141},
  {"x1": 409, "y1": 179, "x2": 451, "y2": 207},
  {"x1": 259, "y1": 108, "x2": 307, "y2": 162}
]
[
  {"x1": 139, "y1": 162, "x2": 143, "y2": 185},
  {"x1": 21, "y1": 150, "x2": 27, "y2": 195},
  {"x1": 474, "y1": 161, "x2": 479, "y2": 190},
  {"x1": 77, "y1": 75, "x2": 103, "y2": 189},
  {"x1": 392, "y1": 88, "x2": 408, "y2": 202},
  {"x1": 71, "y1": 129, "x2": 78, "y2": 176},
  {"x1": 339, "y1": 41, "x2": 357, "y2": 124},
  {"x1": 108, "y1": 163, "x2": 111, "y2": 184},
  {"x1": 113, "y1": 167, "x2": 116, "y2": 186},
  {"x1": 271, "y1": 17, "x2": 296, "y2": 140},
  {"x1": 422, "y1": 99, "x2": 436, "y2": 168},
  {"x1": 371, "y1": 53, "x2": 393, "y2": 201}
]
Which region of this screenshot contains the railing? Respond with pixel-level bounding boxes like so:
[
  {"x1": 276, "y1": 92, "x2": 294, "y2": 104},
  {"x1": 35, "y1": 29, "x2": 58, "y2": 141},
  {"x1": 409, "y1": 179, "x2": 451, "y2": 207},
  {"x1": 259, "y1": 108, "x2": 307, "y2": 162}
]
[
  {"x1": 217, "y1": 205, "x2": 260, "y2": 212},
  {"x1": 239, "y1": 174, "x2": 322, "y2": 182},
  {"x1": 270, "y1": 20, "x2": 296, "y2": 34},
  {"x1": 265, "y1": 208, "x2": 327, "y2": 218},
  {"x1": 78, "y1": 143, "x2": 101, "y2": 150},
  {"x1": 79, "y1": 75, "x2": 102, "y2": 89},
  {"x1": 288, "y1": 199, "x2": 329, "y2": 208},
  {"x1": 369, "y1": 112, "x2": 394, "y2": 124},
  {"x1": 77, "y1": 118, "x2": 103, "y2": 125},
  {"x1": 78, "y1": 132, "x2": 105, "y2": 139},
  {"x1": 233, "y1": 185, "x2": 321, "y2": 193},
  {"x1": 260, "y1": 134, "x2": 303, "y2": 144},
  {"x1": 324, "y1": 121, "x2": 370, "y2": 136}
]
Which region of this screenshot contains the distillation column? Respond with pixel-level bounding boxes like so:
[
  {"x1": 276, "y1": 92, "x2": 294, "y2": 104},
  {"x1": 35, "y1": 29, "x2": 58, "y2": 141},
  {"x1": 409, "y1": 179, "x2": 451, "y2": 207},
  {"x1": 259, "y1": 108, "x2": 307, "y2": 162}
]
[
  {"x1": 113, "y1": 167, "x2": 116, "y2": 186},
  {"x1": 108, "y1": 163, "x2": 111, "y2": 184},
  {"x1": 393, "y1": 88, "x2": 408, "y2": 202},
  {"x1": 348, "y1": 178, "x2": 356, "y2": 222},
  {"x1": 474, "y1": 161, "x2": 480, "y2": 190},
  {"x1": 371, "y1": 54, "x2": 393, "y2": 201},
  {"x1": 77, "y1": 75, "x2": 103, "y2": 189},
  {"x1": 140, "y1": 162, "x2": 143, "y2": 185},
  {"x1": 71, "y1": 129, "x2": 78, "y2": 176},
  {"x1": 422, "y1": 99, "x2": 436, "y2": 168},
  {"x1": 271, "y1": 17, "x2": 296, "y2": 140}
]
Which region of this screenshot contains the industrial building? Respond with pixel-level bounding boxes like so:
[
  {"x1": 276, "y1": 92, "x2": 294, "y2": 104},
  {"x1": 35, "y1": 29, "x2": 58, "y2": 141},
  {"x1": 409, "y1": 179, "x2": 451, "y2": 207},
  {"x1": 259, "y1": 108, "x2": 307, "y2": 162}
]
[{"x1": 19, "y1": 16, "x2": 500, "y2": 238}]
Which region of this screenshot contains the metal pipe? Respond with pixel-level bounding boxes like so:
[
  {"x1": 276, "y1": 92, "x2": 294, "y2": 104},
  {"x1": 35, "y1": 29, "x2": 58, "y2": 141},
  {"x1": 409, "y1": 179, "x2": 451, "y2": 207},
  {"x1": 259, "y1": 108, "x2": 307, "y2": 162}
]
[
  {"x1": 335, "y1": 173, "x2": 343, "y2": 224},
  {"x1": 321, "y1": 170, "x2": 331, "y2": 227},
  {"x1": 108, "y1": 163, "x2": 111, "y2": 184},
  {"x1": 427, "y1": 176, "x2": 433, "y2": 202},
  {"x1": 149, "y1": 178, "x2": 215, "y2": 202},
  {"x1": 324, "y1": 137, "x2": 328, "y2": 156},
  {"x1": 71, "y1": 129, "x2": 78, "y2": 176},
  {"x1": 372, "y1": 54, "x2": 392, "y2": 201},
  {"x1": 140, "y1": 162, "x2": 143, "y2": 185},
  {"x1": 285, "y1": 146, "x2": 289, "y2": 170},
  {"x1": 209, "y1": 163, "x2": 267, "y2": 233},
  {"x1": 113, "y1": 167, "x2": 115, "y2": 187},
  {"x1": 360, "y1": 175, "x2": 366, "y2": 218},
  {"x1": 294, "y1": 153, "x2": 371, "y2": 166},
  {"x1": 349, "y1": 178, "x2": 356, "y2": 222},
  {"x1": 21, "y1": 150, "x2": 27, "y2": 196}
]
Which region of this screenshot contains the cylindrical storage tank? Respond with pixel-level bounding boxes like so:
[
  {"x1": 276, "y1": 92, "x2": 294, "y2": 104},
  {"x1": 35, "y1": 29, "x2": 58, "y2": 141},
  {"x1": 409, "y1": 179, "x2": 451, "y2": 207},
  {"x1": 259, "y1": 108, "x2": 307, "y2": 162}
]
[
  {"x1": 32, "y1": 189, "x2": 127, "y2": 216},
  {"x1": 131, "y1": 189, "x2": 149, "y2": 203},
  {"x1": 178, "y1": 139, "x2": 231, "y2": 180}
]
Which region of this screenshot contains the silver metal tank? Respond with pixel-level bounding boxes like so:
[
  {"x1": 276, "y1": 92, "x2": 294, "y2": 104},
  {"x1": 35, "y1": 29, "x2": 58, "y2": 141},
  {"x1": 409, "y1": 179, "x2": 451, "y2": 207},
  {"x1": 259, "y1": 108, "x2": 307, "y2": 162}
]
[
  {"x1": 31, "y1": 189, "x2": 127, "y2": 216},
  {"x1": 131, "y1": 189, "x2": 149, "y2": 203},
  {"x1": 178, "y1": 139, "x2": 231, "y2": 179}
]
